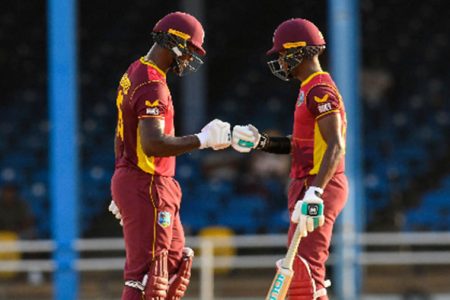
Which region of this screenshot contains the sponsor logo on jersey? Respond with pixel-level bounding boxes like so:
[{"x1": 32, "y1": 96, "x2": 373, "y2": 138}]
[
  {"x1": 318, "y1": 103, "x2": 332, "y2": 113},
  {"x1": 146, "y1": 107, "x2": 160, "y2": 115},
  {"x1": 158, "y1": 211, "x2": 171, "y2": 228},
  {"x1": 297, "y1": 91, "x2": 305, "y2": 106},
  {"x1": 145, "y1": 100, "x2": 159, "y2": 107},
  {"x1": 314, "y1": 94, "x2": 329, "y2": 103}
]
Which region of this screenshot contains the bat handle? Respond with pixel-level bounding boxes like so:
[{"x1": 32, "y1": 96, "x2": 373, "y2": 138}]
[{"x1": 282, "y1": 221, "x2": 303, "y2": 269}]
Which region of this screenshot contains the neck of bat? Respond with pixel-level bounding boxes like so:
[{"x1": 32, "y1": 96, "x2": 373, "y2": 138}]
[{"x1": 282, "y1": 222, "x2": 303, "y2": 269}]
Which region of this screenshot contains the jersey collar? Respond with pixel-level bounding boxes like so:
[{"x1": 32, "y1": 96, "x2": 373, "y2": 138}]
[
  {"x1": 140, "y1": 57, "x2": 167, "y2": 79},
  {"x1": 301, "y1": 71, "x2": 329, "y2": 87}
]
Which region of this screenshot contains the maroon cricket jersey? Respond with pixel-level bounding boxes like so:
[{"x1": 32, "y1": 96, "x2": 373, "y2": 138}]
[
  {"x1": 114, "y1": 58, "x2": 175, "y2": 176},
  {"x1": 290, "y1": 71, "x2": 347, "y2": 179}
]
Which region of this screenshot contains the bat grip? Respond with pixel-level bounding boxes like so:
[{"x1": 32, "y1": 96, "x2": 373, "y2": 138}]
[{"x1": 282, "y1": 221, "x2": 303, "y2": 269}]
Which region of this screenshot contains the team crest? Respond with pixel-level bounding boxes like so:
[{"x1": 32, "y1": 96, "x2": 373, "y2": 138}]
[
  {"x1": 158, "y1": 211, "x2": 171, "y2": 228},
  {"x1": 297, "y1": 90, "x2": 305, "y2": 106}
]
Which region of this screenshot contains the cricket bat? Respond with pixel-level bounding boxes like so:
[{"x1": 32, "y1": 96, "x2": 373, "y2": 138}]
[{"x1": 265, "y1": 221, "x2": 304, "y2": 300}]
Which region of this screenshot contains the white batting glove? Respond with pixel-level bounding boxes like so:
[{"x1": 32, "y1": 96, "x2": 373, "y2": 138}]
[
  {"x1": 291, "y1": 186, "x2": 325, "y2": 237},
  {"x1": 231, "y1": 124, "x2": 261, "y2": 153},
  {"x1": 108, "y1": 200, "x2": 123, "y2": 226},
  {"x1": 195, "y1": 119, "x2": 231, "y2": 150}
]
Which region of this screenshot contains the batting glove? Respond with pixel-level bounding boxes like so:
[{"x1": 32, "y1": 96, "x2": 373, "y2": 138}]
[
  {"x1": 108, "y1": 200, "x2": 123, "y2": 226},
  {"x1": 291, "y1": 186, "x2": 325, "y2": 237},
  {"x1": 195, "y1": 119, "x2": 231, "y2": 150},
  {"x1": 231, "y1": 124, "x2": 261, "y2": 153}
]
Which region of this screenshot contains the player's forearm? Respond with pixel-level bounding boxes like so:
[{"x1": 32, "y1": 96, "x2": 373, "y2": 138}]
[
  {"x1": 257, "y1": 134, "x2": 291, "y2": 154},
  {"x1": 311, "y1": 141, "x2": 345, "y2": 189},
  {"x1": 141, "y1": 135, "x2": 200, "y2": 157}
]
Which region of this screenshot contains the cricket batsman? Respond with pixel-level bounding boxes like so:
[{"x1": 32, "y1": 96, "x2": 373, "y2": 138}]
[
  {"x1": 232, "y1": 18, "x2": 348, "y2": 299},
  {"x1": 109, "y1": 12, "x2": 231, "y2": 300}
]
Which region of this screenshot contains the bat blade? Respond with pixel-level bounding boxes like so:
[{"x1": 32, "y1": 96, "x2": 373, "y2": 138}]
[
  {"x1": 265, "y1": 221, "x2": 304, "y2": 300},
  {"x1": 265, "y1": 267, "x2": 293, "y2": 300}
]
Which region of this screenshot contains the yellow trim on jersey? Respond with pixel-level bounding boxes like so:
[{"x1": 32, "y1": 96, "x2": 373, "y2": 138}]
[
  {"x1": 283, "y1": 41, "x2": 307, "y2": 49},
  {"x1": 140, "y1": 57, "x2": 167, "y2": 78},
  {"x1": 136, "y1": 124, "x2": 156, "y2": 174},
  {"x1": 309, "y1": 122, "x2": 328, "y2": 175},
  {"x1": 316, "y1": 109, "x2": 340, "y2": 120},
  {"x1": 138, "y1": 115, "x2": 165, "y2": 119},
  {"x1": 301, "y1": 71, "x2": 329, "y2": 87},
  {"x1": 342, "y1": 123, "x2": 347, "y2": 155},
  {"x1": 119, "y1": 73, "x2": 131, "y2": 95},
  {"x1": 168, "y1": 28, "x2": 191, "y2": 40},
  {"x1": 148, "y1": 175, "x2": 157, "y2": 259},
  {"x1": 116, "y1": 90, "x2": 124, "y2": 141}
]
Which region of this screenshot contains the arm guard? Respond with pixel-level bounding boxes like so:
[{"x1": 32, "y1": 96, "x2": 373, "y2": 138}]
[{"x1": 256, "y1": 133, "x2": 291, "y2": 154}]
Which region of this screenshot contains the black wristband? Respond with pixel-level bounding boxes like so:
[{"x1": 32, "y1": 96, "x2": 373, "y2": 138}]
[{"x1": 256, "y1": 134, "x2": 291, "y2": 154}]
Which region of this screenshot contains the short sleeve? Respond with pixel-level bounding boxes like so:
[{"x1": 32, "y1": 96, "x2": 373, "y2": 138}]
[
  {"x1": 306, "y1": 85, "x2": 341, "y2": 119},
  {"x1": 133, "y1": 82, "x2": 169, "y2": 119}
]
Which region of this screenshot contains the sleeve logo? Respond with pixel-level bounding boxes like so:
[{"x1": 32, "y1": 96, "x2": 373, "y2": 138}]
[
  {"x1": 314, "y1": 94, "x2": 329, "y2": 103},
  {"x1": 146, "y1": 107, "x2": 160, "y2": 115},
  {"x1": 145, "y1": 100, "x2": 160, "y2": 115},
  {"x1": 318, "y1": 103, "x2": 332, "y2": 113},
  {"x1": 145, "y1": 100, "x2": 159, "y2": 107}
]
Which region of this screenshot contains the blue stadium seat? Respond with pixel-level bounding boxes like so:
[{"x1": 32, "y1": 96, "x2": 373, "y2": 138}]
[
  {"x1": 2, "y1": 0, "x2": 450, "y2": 237},
  {"x1": 216, "y1": 211, "x2": 260, "y2": 234},
  {"x1": 267, "y1": 209, "x2": 290, "y2": 233},
  {"x1": 213, "y1": 195, "x2": 268, "y2": 234},
  {"x1": 180, "y1": 206, "x2": 212, "y2": 233}
]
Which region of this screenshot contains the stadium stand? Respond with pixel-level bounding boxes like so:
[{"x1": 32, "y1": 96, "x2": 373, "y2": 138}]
[{"x1": 1, "y1": 0, "x2": 449, "y2": 238}]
